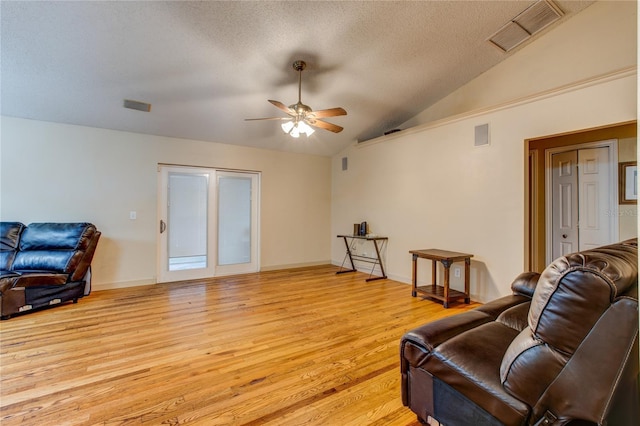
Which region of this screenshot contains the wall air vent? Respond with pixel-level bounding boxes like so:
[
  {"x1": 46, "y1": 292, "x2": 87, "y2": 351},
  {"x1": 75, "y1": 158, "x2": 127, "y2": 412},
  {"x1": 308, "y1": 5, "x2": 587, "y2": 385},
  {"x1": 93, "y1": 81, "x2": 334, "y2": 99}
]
[
  {"x1": 123, "y1": 99, "x2": 152, "y2": 112},
  {"x1": 488, "y1": 0, "x2": 564, "y2": 53}
]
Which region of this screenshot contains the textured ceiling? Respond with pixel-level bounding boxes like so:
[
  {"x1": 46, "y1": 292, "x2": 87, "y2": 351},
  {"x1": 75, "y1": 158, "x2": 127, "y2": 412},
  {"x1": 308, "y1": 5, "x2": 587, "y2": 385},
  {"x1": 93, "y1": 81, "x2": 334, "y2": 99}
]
[{"x1": 1, "y1": 1, "x2": 594, "y2": 157}]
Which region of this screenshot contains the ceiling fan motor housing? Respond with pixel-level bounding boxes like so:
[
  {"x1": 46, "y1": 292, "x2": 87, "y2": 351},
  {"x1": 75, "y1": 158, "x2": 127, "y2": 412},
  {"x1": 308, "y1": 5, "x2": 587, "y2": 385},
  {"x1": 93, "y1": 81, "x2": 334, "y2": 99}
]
[
  {"x1": 292, "y1": 60, "x2": 306, "y2": 71},
  {"x1": 290, "y1": 102, "x2": 312, "y2": 116}
]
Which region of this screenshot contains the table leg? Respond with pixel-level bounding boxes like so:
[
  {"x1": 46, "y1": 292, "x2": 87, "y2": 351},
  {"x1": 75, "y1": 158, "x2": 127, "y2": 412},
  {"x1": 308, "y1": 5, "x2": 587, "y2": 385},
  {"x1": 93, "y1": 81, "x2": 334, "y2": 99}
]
[
  {"x1": 442, "y1": 259, "x2": 452, "y2": 308},
  {"x1": 431, "y1": 259, "x2": 437, "y2": 291},
  {"x1": 336, "y1": 236, "x2": 356, "y2": 274},
  {"x1": 464, "y1": 257, "x2": 471, "y2": 304},
  {"x1": 371, "y1": 239, "x2": 387, "y2": 279},
  {"x1": 411, "y1": 254, "x2": 418, "y2": 297}
]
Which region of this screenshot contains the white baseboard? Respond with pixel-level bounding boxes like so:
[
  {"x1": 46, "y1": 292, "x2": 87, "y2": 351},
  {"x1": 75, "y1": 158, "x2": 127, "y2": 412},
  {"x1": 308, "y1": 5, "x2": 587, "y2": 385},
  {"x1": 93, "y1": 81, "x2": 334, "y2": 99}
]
[
  {"x1": 92, "y1": 278, "x2": 156, "y2": 292},
  {"x1": 260, "y1": 260, "x2": 331, "y2": 271}
]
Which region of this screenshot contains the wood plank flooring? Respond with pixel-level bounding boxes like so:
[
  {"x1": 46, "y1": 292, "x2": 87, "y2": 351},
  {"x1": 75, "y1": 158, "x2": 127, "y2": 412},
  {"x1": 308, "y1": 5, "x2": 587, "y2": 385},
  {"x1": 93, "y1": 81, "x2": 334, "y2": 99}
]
[{"x1": 0, "y1": 265, "x2": 479, "y2": 425}]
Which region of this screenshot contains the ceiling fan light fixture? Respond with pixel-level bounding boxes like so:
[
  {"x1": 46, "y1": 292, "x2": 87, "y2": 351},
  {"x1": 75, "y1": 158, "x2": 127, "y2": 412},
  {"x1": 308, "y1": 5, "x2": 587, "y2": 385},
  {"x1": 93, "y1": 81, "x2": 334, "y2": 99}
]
[
  {"x1": 281, "y1": 121, "x2": 294, "y2": 134},
  {"x1": 297, "y1": 121, "x2": 315, "y2": 137},
  {"x1": 281, "y1": 120, "x2": 314, "y2": 138}
]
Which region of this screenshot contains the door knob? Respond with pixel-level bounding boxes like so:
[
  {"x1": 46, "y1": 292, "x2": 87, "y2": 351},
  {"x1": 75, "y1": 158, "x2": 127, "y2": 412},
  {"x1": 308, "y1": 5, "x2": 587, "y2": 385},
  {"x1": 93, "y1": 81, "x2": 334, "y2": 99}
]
[
  {"x1": 160, "y1": 220, "x2": 166, "y2": 234},
  {"x1": 562, "y1": 234, "x2": 568, "y2": 239}
]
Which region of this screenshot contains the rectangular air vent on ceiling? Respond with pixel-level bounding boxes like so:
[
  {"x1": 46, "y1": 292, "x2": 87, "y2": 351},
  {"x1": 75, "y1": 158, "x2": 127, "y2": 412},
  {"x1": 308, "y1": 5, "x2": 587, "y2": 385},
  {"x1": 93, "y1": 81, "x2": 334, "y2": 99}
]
[
  {"x1": 123, "y1": 99, "x2": 152, "y2": 112},
  {"x1": 488, "y1": 0, "x2": 564, "y2": 53}
]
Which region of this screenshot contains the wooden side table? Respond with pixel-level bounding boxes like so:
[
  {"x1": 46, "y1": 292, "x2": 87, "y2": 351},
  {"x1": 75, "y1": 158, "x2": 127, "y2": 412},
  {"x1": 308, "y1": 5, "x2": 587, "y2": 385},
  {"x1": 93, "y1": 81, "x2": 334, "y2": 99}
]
[{"x1": 409, "y1": 249, "x2": 473, "y2": 308}]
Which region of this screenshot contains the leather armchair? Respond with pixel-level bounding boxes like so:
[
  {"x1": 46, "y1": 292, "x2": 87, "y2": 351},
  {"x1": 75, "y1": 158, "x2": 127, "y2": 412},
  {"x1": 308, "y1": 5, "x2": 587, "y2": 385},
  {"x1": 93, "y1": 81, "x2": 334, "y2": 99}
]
[{"x1": 400, "y1": 239, "x2": 638, "y2": 425}]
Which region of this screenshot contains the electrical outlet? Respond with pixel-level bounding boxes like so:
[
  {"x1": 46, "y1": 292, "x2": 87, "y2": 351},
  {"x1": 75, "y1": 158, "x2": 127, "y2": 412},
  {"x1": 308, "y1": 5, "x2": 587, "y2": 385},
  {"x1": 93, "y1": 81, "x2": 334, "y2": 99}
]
[
  {"x1": 454, "y1": 267, "x2": 461, "y2": 278},
  {"x1": 129, "y1": 211, "x2": 137, "y2": 220}
]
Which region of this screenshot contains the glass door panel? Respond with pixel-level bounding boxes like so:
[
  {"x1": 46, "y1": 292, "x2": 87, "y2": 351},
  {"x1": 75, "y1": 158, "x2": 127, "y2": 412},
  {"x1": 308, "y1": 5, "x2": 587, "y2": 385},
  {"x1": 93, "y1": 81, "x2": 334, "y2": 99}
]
[
  {"x1": 215, "y1": 171, "x2": 259, "y2": 276},
  {"x1": 168, "y1": 172, "x2": 209, "y2": 271},
  {"x1": 158, "y1": 166, "x2": 216, "y2": 283},
  {"x1": 218, "y1": 175, "x2": 252, "y2": 265}
]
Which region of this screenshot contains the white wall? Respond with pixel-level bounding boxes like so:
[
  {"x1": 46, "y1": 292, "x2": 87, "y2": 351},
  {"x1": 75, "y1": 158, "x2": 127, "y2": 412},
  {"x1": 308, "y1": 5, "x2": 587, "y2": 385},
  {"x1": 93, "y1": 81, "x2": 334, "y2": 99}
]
[
  {"x1": 331, "y1": 1, "x2": 637, "y2": 303},
  {"x1": 0, "y1": 118, "x2": 332, "y2": 290}
]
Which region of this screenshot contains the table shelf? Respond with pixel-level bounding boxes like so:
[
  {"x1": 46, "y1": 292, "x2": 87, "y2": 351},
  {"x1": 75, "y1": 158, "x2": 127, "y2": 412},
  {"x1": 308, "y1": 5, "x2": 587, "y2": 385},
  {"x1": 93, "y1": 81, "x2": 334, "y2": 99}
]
[{"x1": 414, "y1": 285, "x2": 468, "y2": 305}]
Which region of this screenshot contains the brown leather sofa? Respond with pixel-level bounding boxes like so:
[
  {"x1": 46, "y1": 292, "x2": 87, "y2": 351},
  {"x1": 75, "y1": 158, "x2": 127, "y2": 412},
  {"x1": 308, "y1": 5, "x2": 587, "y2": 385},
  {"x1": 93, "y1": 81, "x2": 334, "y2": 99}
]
[
  {"x1": 0, "y1": 222, "x2": 101, "y2": 319},
  {"x1": 400, "y1": 239, "x2": 638, "y2": 425}
]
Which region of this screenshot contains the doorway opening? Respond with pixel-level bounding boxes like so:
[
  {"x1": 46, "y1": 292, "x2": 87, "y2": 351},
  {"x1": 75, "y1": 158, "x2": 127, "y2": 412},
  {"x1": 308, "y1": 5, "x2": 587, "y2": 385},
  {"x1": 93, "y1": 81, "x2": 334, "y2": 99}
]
[
  {"x1": 546, "y1": 142, "x2": 618, "y2": 264},
  {"x1": 526, "y1": 121, "x2": 637, "y2": 272}
]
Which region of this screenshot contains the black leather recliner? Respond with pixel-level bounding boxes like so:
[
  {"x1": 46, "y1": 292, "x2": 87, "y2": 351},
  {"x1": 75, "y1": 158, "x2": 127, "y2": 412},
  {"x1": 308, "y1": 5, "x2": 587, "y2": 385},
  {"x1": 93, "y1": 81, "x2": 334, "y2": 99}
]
[
  {"x1": 0, "y1": 222, "x2": 101, "y2": 319},
  {"x1": 400, "y1": 239, "x2": 639, "y2": 425}
]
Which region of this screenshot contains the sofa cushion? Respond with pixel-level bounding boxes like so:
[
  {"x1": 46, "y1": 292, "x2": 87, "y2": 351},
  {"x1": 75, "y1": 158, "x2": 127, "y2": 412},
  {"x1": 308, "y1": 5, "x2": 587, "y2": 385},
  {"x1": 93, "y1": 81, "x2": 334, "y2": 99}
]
[
  {"x1": 528, "y1": 242, "x2": 638, "y2": 355},
  {"x1": 12, "y1": 251, "x2": 79, "y2": 275},
  {"x1": 426, "y1": 321, "x2": 530, "y2": 425},
  {"x1": 500, "y1": 240, "x2": 639, "y2": 407},
  {"x1": 12, "y1": 223, "x2": 98, "y2": 275},
  {"x1": 495, "y1": 302, "x2": 530, "y2": 331},
  {"x1": 19, "y1": 223, "x2": 93, "y2": 251}
]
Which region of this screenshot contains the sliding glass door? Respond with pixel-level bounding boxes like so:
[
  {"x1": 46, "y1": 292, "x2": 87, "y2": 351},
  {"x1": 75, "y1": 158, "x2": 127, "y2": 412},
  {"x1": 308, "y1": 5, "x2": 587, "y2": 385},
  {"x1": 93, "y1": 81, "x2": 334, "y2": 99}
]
[{"x1": 157, "y1": 166, "x2": 259, "y2": 283}]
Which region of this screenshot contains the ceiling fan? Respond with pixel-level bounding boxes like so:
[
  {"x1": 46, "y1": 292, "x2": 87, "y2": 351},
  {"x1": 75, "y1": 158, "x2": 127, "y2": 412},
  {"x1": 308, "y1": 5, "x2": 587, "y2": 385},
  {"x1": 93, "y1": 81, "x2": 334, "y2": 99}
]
[{"x1": 245, "y1": 60, "x2": 347, "y2": 137}]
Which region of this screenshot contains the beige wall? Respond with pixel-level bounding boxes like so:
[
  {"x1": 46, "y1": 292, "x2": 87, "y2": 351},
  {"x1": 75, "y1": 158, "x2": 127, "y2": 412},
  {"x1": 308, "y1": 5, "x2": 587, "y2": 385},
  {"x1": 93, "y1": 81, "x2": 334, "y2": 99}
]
[
  {"x1": 331, "y1": 1, "x2": 637, "y2": 302},
  {"x1": 0, "y1": 117, "x2": 332, "y2": 290},
  {"x1": 332, "y1": 74, "x2": 636, "y2": 303}
]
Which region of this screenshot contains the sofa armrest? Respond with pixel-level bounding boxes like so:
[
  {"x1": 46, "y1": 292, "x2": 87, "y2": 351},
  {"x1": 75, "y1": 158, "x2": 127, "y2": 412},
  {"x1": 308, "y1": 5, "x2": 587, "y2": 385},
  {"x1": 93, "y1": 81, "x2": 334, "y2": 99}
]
[
  {"x1": 402, "y1": 310, "x2": 493, "y2": 356},
  {"x1": 510, "y1": 271, "x2": 540, "y2": 298},
  {"x1": 401, "y1": 294, "x2": 532, "y2": 367}
]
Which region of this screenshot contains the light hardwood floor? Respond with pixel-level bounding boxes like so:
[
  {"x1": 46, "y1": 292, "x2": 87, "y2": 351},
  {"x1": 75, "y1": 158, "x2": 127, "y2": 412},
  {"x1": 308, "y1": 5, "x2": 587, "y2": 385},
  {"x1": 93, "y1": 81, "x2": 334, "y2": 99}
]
[{"x1": 0, "y1": 265, "x2": 479, "y2": 425}]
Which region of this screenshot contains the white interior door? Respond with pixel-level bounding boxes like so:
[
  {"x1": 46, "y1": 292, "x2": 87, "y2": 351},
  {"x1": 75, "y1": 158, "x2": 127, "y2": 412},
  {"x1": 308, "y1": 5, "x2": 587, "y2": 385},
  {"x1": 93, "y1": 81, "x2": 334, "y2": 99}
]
[
  {"x1": 577, "y1": 147, "x2": 612, "y2": 250},
  {"x1": 158, "y1": 166, "x2": 260, "y2": 283},
  {"x1": 547, "y1": 141, "x2": 618, "y2": 263},
  {"x1": 551, "y1": 150, "x2": 579, "y2": 259}
]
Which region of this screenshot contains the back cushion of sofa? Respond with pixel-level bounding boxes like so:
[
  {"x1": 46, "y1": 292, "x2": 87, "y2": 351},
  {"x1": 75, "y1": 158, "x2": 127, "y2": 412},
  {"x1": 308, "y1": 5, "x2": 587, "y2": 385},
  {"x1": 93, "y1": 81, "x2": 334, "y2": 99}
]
[
  {"x1": 19, "y1": 223, "x2": 93, "y2": 251},
  {"x1": 528, "y1": 243, "x2": 638, "y2": 354},
  {"x1": 12, "y1": 223, "x2": 96, "y2": 274},
  {"x1": 500, "y1": 241, "x2": 638, "y2": 405}
]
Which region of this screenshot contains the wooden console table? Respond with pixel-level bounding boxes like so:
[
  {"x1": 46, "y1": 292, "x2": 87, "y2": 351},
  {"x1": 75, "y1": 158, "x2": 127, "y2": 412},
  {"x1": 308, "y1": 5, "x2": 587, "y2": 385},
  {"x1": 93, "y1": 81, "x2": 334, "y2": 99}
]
[
  {"x1": 337, "y1": 235, "x2": 388, "y2": 281},
  {"x1": 409, "y1": 249, "x2": 473, "y2": 308}
]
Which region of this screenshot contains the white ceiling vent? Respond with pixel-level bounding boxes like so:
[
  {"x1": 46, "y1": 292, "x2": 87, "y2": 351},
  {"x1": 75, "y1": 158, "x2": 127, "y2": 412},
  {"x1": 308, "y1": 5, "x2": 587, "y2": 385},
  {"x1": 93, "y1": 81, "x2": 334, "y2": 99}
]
[{"x1": 488, "y1": 0, "x2": 564, "y2": 52}]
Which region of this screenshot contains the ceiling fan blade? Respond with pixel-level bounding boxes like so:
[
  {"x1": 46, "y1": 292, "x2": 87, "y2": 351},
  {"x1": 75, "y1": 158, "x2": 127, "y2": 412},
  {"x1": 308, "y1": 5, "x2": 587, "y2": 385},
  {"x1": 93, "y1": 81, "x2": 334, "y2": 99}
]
[
  {"x1": 245, "y1": 117, "x2": 292, "y2": 121},
  {"x1": 307, "y1": 118, "x2": 343, "y2": 133},
  {"x1": 268, "y1": 100, "x2": 295, "y2": 115},
  {"x1": 308, "y1": 107, "x2": 347, "y2": 119}
]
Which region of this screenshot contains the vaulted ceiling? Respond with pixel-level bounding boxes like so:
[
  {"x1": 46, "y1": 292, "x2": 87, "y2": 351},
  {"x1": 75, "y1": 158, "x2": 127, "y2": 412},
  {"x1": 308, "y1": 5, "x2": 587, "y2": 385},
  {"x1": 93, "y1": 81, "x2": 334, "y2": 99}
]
[{"x1": 1, "y1": 1, "x2": 594, "y2": 156}]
